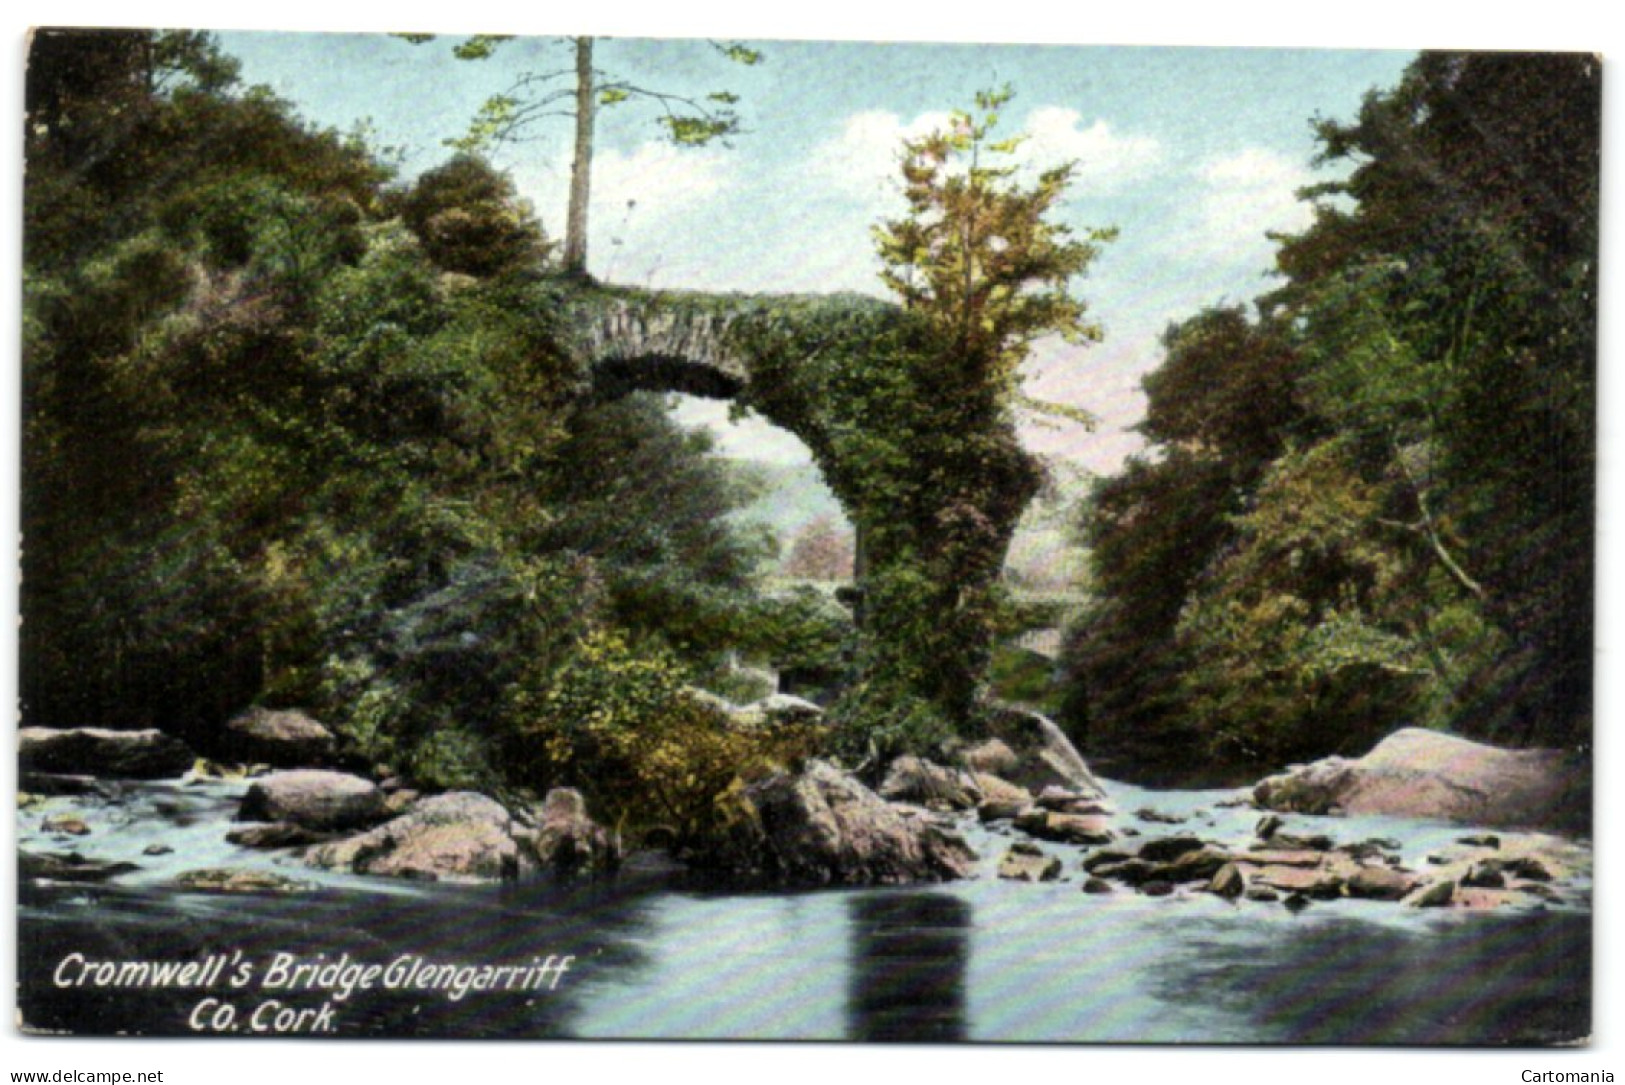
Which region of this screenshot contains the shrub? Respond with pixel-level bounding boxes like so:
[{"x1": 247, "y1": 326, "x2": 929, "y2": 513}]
[{"x1": 514, "y1": 630, "x2": 819, "y2": 844}]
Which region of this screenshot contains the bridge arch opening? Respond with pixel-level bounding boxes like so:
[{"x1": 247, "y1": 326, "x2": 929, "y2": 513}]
[{"x1": 667, "y1": 393, "x2": 857, "y2": 585}]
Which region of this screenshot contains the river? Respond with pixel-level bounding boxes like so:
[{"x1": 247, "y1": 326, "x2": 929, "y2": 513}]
[{"x1": 16, "y1": 775, "x2": 1591, "y2": 1043}]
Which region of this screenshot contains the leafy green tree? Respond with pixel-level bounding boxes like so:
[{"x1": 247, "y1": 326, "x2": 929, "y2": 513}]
[
  {"x1": 397, "y1": 153, "x2": 552, "y2": 276},
  {"x1": 1064, "y1": 52, "x2": 1596, "y2": 778},
  {"x1": 400, "y1": 34, "x2": 761, "y2": 276},
  {"x1": 21, "y1": 30, "x2": 390, "y2": 742},
  {"x1": 1268, "y1": 51, "x2": 1597, "y2": 747},
  {"x1": 534, "y1": 392, "x2": 774, "y2": 662},
  {"x1": 21, "y1": 29, "x2": 796, "y2": 812},
  {"x1": 777, "y1": 86, "x2": 1117, "y2": 760},
  {"x1": 873, "y1": 86, "x2": 1115, "y2": 393},
  {"x1": 1171, "y1": 440, "x2": 1430, "y2": 765},
  {"x1": 512, "y1": 629, "x2": 818, "y2": 846},
  {"x1": 1058, "y1": 307, "x2": 1304, "y2": 771}
]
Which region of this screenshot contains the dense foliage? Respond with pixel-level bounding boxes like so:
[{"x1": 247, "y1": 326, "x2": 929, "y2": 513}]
[
  {"x1": 29, "y1": 33, "x2": 1584, "y2": 821},
  {"x1": 20, "y1": 31, "x2": 808, "y2": 828},
  {"x1": 23, "y1": 32, "x2": 1077, "y2": 831},
  {"x1": 510, "y1": 629, "x2": 818, "y2": 845},
  {"x1": 1060, "y1": 51, "x2": 1596, "y2": 775},
  {"x1": 22, "y1": 47, "x2": 1119, "y2": 809}
]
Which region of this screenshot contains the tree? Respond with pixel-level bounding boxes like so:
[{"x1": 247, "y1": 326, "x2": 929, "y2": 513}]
[
  {"x1": 1062, "y1": 52, "x2": 1597, "y2": 776},
  {"x1": 793, "y1": 86, "x2": 1116, "y2": 755},
  {"x1": 401, "y1": 34, "x2": 761, "y2": 277},
  {"x1": 1056, "y1": 308, "x2": 1306, "y2": 772},
  {"x1": 872, "y1": 85, "x2": 1116, "y2": 395},
  {"x1": 533, "y1": 392, "x2": 774, "y2": 660},
  {"x1": 1170, "y1": 439, "x2": 1435, "y2": 766},
  {"x1": 782, "y1": 515, "x2": 856, "y2": 582},
  {"x1": 397, "y1": 153, "x2": 552, "y2": 276},
  {"x1": 21, "y1": 29, "x2": 394, "y2": 742},
  {"x1": 1267, "y1": 51, "x2": 1598, "y2": 747}
]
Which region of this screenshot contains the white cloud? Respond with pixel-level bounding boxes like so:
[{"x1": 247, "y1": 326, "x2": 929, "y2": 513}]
[
  {"x1": 507, "y1": 139, "x2": 733, "y2": 278},
  {"x1": 1183, "y1": 146, "x2": 1316, "y2": 265},
  {"x1": 589, "y1": 140, "x2": 732, "y2": 223},
  {"x1": 808, "y1": 105, "x2": 1161, "y2": 208},
  {"x1": 810, "y1": 108, "x2": 954, "y2": 204},
  {"x1": 1017, "y1": 107, "x2": 1163, "y2": 190}
]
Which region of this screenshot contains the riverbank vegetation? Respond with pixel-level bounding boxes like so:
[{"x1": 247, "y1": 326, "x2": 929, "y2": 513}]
[
  {"x1": 22, "y1": 32, "x2": 1595, "y2": 838},
  {"x1": 21, "y1": 30, "x2": 825, "y2": 837},
  {"x1": 1058, "y1": 52, "x2": 1597, "y2": 777}
]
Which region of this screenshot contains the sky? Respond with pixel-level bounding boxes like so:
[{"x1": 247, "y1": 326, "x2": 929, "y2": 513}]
[{"x1": 213, "y1": 32, "x2": 1414, "y2": 472}]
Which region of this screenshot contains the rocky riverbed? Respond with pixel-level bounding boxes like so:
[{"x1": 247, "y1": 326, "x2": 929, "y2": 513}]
[
  {"x1": 16, "y1": 714, "x2": 1594, "y2": 1043},
  {"x1": 19, "y1": 715, "x2": 1592, "y2": 915}
]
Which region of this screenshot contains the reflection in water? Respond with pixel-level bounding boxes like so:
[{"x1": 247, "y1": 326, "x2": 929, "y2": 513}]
[
  {"x1": 845, "y1": 892, "x2": 971, "y2": 1043},
  {"x1": 1153, "y1": 909, "x2": 1592, "y2": 1045}
]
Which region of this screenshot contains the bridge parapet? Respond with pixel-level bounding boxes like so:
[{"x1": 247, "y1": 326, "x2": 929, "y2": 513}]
[{"x1": 577, "y1": 297, "x2": 752, "y2": 385}]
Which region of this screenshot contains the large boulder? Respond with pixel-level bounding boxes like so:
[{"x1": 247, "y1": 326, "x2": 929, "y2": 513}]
[
  {"x1": 1252, "y1": 728, "x2": 1588, "y2": 831},
  {"x1": 222, "y1": 707, "x2": 337, "y2": 768},
  {"x1": 980, "y1": 706, "x2": 1105, "y2": 798},
  {"x1": 960, "y1": 738, "x2": 1021, "y2": 778},
  {"x1": 238, "y1": 770, "x2": 387, "y2": 832},
  {"x1": 743, "y1": 760, "x2": 978, "y2": 886},
  {"x1": 305, "y1": 792, "x2": 522, "y2": 882},
  {"x1": 526, "y1": 788, "x2": 619, "y2": 873},
  {"x1": 879, "y1": 756, "x2": 982, "y2": 811},
  {"x1": 19, "y1": 727, "x2": 195, "y2": 780}
]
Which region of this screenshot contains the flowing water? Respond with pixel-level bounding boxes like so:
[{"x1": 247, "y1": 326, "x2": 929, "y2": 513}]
[{"x1": 16, "y1": 777, "x2": 1592, "y2": 1044}]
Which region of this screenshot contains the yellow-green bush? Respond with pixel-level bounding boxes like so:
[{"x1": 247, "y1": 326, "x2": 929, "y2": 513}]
[{"x1": 515, "y1": 630, "x2": 819, "y2": 845}]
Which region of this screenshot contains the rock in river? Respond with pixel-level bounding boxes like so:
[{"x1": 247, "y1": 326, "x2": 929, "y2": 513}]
[
  {"x1": 20, "y1": 850, "x2": 139, "y2": 883},
  {"x1": 40, "y1": 815, "x2": 92, "y2": 836},
  {"x1": 998, "y1": 842, "x2": 1062, "y2": 882},
  {"x1": 222, "y1": 707, "x2": 338, "y2": 768},
  {"x1": 973, "y1": 773, "x2": 1033, "y2": 822},
  {"x1": 238, "y1": 770, "x2": 387, "y2": 832},
  {"x1": 1013, "y1": 809, "x2": 1115, "y2": 846},
  {"x1": 1252, "y1": 728, "x2": 1588, "y2": 831},
  {"x1": 174, "y1": 868, "x2": 315, "y2": 893},
  {"x1": 19, "y1": 727, "x2": 195, "y2": 780},
  {"x1": 1408, "y1": 879, "x2": 1457, "y2": 909},
  {"x1": 880, "y1": 755, "x2": 983, "y2": 811},
  {"x1": 527, "y1": 788, "x2": 619, "y2": 874},
  {"x1": 980, "y1": 705, "x2": 1105, "y2": 798},
  {"x1": 744, "y1": 760, "x2": 978, "y2": 886},
  {"x1": 1136, "y1": 835, "x2": 1207, "y2": 864},
  {"x1": 307, "y1": 791, "x2": 526, "y2": 882},
  {"x1": 1209, "y1": 862, "x2": 1247, "y2": 899},
  {"x1": 1345, "y1": 865, "x2": 1418, "y2": 901},
  {"x1": 227, "y1": 823, "x2": 330, "y2": 849}
]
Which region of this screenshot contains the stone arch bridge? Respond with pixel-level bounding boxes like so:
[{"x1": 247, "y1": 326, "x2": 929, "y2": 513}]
[
  {"x1": 558, "y1": 284, "x2": 1045, "y2": 726},
  {"x1": 564, "y1": 286, "x2": 886, "y2": 407}
]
